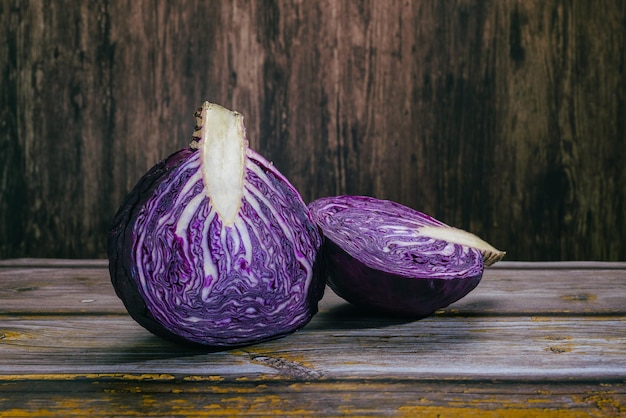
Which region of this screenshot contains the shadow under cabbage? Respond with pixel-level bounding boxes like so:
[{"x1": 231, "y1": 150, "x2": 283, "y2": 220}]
[
  {"x1": 106, "y1": 334, "x2": 223, "y2": 363},
  {"x1": 304, "y1": 301, "x2": 418, "y2": 331}
]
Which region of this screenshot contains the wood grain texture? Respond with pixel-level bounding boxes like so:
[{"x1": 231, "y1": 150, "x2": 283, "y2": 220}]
[
  {"x1": 0, "y1": 379, "x2": 621, "y2": 417},
  {"x1": 2, "y1": 314, "x2": 625, "y2": 379},
  {"x1": 1, "y1": 260, "x2": 625, "y2": 315},
  {"x1": 0, "y1": 261, "x2": 625, "y2": 416},
  {"x1": 1, "y1": 1, "x2": 625, "y2": 260}
]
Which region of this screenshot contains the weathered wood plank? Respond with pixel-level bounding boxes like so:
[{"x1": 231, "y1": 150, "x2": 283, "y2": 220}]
[
  {"x1": 0, "y1": 259, "x2": 109, "y2": 268},
  {"x1": 1, "y1": 312, "x2": 624, "y2": 380},
  {"x1": 1, "y1": 262, "x2": 624, "y2": 315},
  {"x1": 0, "y1": 261, "x2": 624, "y2": 415},
  {"x1": 0, "y1": 378, "x2": 623, "y2": 417},
  {"x1": 0, "y1": 267, "x2": 119, "y2": 314}
]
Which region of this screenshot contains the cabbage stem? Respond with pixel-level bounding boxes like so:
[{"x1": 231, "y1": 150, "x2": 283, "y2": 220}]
[
  {"x1": 196, "y1": 102, "x2": 246, "y2": 226},
  {"x1": 418, "y1": 225, "x2": 506, "y2": 266}
]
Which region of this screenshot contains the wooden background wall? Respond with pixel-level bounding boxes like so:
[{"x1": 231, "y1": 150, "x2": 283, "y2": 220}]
[{"x1": 1, "y1": 1, "x2": 624, "y2": 261}]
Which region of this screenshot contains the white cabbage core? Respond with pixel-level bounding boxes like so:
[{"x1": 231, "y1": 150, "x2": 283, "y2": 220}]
[
  {"x1": 418, "y1": 226, "x2": 505, "y2": 266},
  {"x1": 199, "y1": 102, "x2": 246, "y2": 226}
]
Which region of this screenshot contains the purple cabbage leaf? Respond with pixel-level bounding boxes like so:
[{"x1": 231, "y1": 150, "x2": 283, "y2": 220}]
[
  {"x1": 108, "y1": 102, "x2": 325, "y2": 347},
  {"x1": 308, "y1": 195, "x2": 505, "y2": 317}
]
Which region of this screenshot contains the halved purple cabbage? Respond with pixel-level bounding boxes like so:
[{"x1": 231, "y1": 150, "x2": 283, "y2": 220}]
[
  {"x1": 308, "y1": 195, "x2": 504, "y2": 317},
  {"x1": 108, "y1": 103, "x2": 324, "y2": 347}
]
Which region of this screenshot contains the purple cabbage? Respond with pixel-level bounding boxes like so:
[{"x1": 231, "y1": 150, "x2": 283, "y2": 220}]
[
  {"x1": 108, "y1": 103, "x2": 324, "y2": 347},
  {"x1": 308, "y1": 195, "x2": 504, "y2": 317}
]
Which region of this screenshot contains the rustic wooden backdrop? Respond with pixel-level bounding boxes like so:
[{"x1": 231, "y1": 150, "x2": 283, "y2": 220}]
[{"x1": 1, "y1": 0, "x2": 624, "y2": 261}]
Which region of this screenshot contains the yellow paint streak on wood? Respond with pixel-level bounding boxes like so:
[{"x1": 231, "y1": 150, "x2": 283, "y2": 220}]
[
  {"x1": 208, "y1": 386, "x2": 262, "y2": 395},
  {"x1": 0, "y1": 373, "x2": 175, "y2": 381},
  {"x1": 231, "y1": 374, "x2": 286, "y2": 382},
  {"x1": 531, "y1": 316, "x2": 557, "y2": 322},
  {"x1": 561, "y1": 293, "x2": 597, "y2": 302},
  {"x1": 0, "y1": 406, "x2": 98, "y2": 417},
  {"x1": 574, "y1": 391, "x2": 625, "y2": 416},
  {"x1": 397, "y1": 405, "x2": 609, "y2": 417},
  {"x1": 182, "y1": 375, "x2": 224, "y2": 382},
  {"x1": 0, "y1": 404, "x2": 314, "y2": 417},
  {"x1": 179, "y1": 383, "x2": 273, "y2": 395},
  {"x1": 0, "y1": 394, "x2": 620, "y2": 417},
  {"x1": 0, "y1": 330, "x2": 23, "y2": 340}
]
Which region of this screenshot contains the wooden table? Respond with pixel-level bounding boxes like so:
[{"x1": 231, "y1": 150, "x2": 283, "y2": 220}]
[{"x1": 0, "y1": 259, "x2": 624, "y2": 416}]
